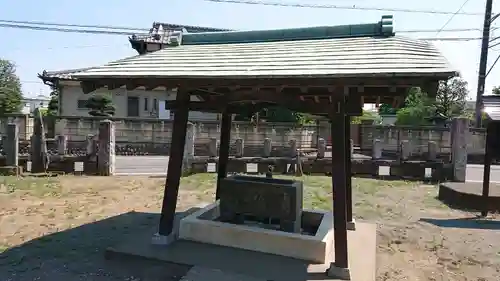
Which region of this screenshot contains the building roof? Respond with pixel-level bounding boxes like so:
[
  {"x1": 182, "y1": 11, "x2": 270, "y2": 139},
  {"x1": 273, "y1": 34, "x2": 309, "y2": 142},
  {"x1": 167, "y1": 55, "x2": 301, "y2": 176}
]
[
  {"x1": 73, "y1": 37, "x2": 457, "y2": 80},
  {"x1": 483, "y1": 95, "x2": 500, "y2": 121},
  {"x1": 38, "y1": 67, "x2": 95, "y2": 82},
  {"x1": 48, "y1": 16, "x2": 458, "y2": 82}
]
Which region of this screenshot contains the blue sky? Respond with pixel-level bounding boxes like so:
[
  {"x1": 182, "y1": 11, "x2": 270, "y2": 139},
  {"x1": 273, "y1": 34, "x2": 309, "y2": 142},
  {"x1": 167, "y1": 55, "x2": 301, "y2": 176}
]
[{"x1": 0, "y1": 0, "x2": 498, "y2": 99}]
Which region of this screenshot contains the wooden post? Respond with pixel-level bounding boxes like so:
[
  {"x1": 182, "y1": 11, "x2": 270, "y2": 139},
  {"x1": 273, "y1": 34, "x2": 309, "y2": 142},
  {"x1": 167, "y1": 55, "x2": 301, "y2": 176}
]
[
  {"x1": 157, "y1": 89, "x2": 190, "y2": 242},
  {"x1": 327, "y1": 93, "x2": 350, "y2": 279},
  {"x1": 481, "y1": 124, "x2": 493, "y2": 217},
  {"x1": 345, "y1": 116, "x2": 354, "y2": 229},
  {"x1": 216, "y1": 110, "x2": 232, "y2": 200}
]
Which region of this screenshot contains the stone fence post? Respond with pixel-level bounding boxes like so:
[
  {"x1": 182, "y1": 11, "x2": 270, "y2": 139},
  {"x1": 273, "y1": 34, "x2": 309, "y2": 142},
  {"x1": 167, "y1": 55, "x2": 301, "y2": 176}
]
[
  {"x1": 57, "y1": 135, "x2": 67, "y2": 155},
  {"x1": 451, "y1": 117, "x2": 468, "y2": 182},
  {"x1": 317, "y1": 138, "x2": 326, "y2": 158},
  {"x1": 98, "y1": 120, "x2": 115, "y2": 176},
  {"x1": 372, "y1": 139, "x2": 382, "y2": 159},
  {"x1": 235, "y1": 138, "x2": 244, "y2": 158},
  {"x1": 208, "y1": 137, "x2": 218, "y2": 157},
  {"x1": 5, "y1": 123, "x2": 19, "y2": 167},
  {"x1": 83, "y1": 134, "x2": 98, "y2": 174},
  {"x1": 263, "y1": 138, "x2": 272, "y2": 157}
]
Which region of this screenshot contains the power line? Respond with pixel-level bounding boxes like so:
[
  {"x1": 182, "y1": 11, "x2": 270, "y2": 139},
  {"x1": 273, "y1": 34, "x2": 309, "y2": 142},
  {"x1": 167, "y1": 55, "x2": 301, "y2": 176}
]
[
  {"x1": 0, "y1": 19, "x2": 150, "y2": 32},
  {"x1": 436, "y1": 0, "x2": 471, "y2": 35},
  {"x1": 400, "y1": 28, "x2": 480, "y2": 33},
  {"x1": 9, "y1": 44, "x2": 130, "y2": 52},
  {"x1": 486, "y1": 53, "x2": 500, "y2": 77},
  {"x1": 205, "y1": 0, "x2": 484, "y2": 15},
  {"x1": 0, "y1": 21, "x2": 486, "y2": 41},
  {"x1": 0, "y1": 23, "x2": 150, "y2": 36}
]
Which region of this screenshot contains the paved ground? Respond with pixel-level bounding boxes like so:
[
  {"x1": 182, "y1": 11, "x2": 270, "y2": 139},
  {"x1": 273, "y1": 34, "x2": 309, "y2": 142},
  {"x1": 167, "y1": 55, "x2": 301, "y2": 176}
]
[{"x1": 114, "y1": 156, "x2": 500, "y2": 182}]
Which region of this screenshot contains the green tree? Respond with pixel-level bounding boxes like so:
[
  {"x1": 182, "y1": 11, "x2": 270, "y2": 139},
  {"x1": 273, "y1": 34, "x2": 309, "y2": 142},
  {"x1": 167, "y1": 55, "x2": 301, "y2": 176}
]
[
  {"x1": 434, "y1": 77, "x2": 468, "y2": 119},
  {"x1": 395, "y1": 88, "x2": 436, "y2": 125},
  {"x1": 378, "y1": 103, "x2": 397, "y2": 115},
  {"x1": 0, "y1": 59, "x2": 23, "y2": 115},
  {"x1": 492, "y1": 86, "x2": 500, "y2": 95},
  {"x1": 352, "y1": 110, "x2": 381, "y2": 124},
  {"x1": 46, "y1": 85, "x2": 59, "y2": 116},
  {"x1": 85, "y1": 94, "x2": 116, "y2": 117}
]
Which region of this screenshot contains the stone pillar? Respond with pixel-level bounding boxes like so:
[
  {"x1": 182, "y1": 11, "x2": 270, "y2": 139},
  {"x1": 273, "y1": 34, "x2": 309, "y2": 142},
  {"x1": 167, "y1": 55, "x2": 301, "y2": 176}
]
[
  {"x1": 30, "y1": 109, "x2": 47, "y2": 173},
  {"x1": 5, "y1": 123, "x2": 19, "y2": 167},
  {"x1": 208, "y1": 137, "x2": 218, "y2": 157},
  {"x1": 317, "y1": 137, "x2": 326, "y2": 158},
  {"x1": 427, "y1": 141, "x2": 438, "y2": 161},
  {"x1": 372, "y1": 139, "x2": 382, "y2": 159},
  {"x1": 97, "y1": 120, "x2": 115, "y2": 176},
  {"x1": 400, "y1": 140, "x2": 411, "y2": 161},
  {"x1": 57, "y1": 135, "x2": 67, "y2": 155},
  {"x1": 451, "y1": 117, "x2": 468, "y2": 182},
  {"x1": 263, "y1": 137, "x2": 272, "y2": 157},
  {"x1": 289, "y1": 139, "x2": 298, "y2": 157},
  {"x1": 182, "y1": 122, "x2": 195, "y2": 174},
  {"x1": 83, "y1": 134, "x2": 97, "y2": 174},
  {"x1": 235, "y1": 138, "x2": 244, "y2": 158}
]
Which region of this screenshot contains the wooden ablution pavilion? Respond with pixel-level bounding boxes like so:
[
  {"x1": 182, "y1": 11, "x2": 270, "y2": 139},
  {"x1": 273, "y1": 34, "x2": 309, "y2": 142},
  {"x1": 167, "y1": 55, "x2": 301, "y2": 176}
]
[{"x1": 72, "y1": 15, "x2": 457, "y2": 279}]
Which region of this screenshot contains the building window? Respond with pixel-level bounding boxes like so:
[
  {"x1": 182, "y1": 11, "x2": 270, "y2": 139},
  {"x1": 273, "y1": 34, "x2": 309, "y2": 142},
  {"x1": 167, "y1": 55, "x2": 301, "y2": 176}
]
[
  {"x1": 77, "y1": 99, "x2": 88, "y2": 109},
  {"x1": 127, "y1": 96, "x2": 140, "y2": 117},
  {"x1": 144, "y1": 97, "x2": 149, "y2": 111}
]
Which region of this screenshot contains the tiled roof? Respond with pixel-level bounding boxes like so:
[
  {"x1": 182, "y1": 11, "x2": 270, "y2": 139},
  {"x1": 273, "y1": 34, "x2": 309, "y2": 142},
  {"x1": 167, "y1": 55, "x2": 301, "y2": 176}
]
[
  {"x1": 38, "y1": 67, "x2": 95, "y2": 81},
  {"x1": 483, "y1": 95, "x2": 500, "y2": 121},
  {"x1": 73, "y1": 36, "x2": 457, "y2": 80}
]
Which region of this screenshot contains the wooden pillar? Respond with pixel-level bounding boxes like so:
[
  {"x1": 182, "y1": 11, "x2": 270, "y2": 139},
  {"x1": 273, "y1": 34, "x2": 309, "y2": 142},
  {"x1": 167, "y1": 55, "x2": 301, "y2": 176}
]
[
  {"x1": 345, "y1": 115, "x2": 353, "y2": 225},
  {"x1": 158, "y1": 89, "x2": 190, "y2": 238},
  {"x1": 216, "y1": 110, "x2": 232, "y2": 200},
  {"x1": 327, "y1": 94, "x2": 350, "y2": 279},
  {"x1": 481, "y1": 124, "x2": 493, "y2": 217}
]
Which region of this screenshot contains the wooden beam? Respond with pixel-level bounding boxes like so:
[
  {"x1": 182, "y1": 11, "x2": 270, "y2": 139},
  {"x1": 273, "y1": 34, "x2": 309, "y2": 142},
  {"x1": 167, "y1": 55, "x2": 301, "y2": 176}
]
[
  {"x1": 158, "y1": 89, "x2": 190, "y2": 236},
  {"x1": 216, "y1": 110, "x2": 232, "y2": 200},
  {"x1": 77, "y1": 76, "x2": 445, "y2": 92},
  {"x1": 329, "y1": 89, "x2": 349, "y2": 270}
]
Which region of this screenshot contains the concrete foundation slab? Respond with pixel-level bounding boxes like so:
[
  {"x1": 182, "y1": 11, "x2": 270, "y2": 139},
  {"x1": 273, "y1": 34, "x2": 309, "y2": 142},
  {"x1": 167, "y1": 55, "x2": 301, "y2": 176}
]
[
  {"x1": 105, "y1": 217, "x2": 376, "y2": 281},
  {"x1": 179, "y1": 201, "x2": 333, "y2": 263}
]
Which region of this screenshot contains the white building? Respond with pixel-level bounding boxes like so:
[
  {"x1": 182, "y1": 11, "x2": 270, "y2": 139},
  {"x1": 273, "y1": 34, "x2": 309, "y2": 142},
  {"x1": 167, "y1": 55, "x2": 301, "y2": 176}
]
[{"x1": 21, "y1": 95, "x2": 50, "y2": 114}]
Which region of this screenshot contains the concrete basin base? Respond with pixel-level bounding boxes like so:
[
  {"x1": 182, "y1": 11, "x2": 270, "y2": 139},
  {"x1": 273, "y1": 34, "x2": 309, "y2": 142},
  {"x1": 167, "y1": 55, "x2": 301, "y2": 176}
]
[{"x1": 178, "y1": 201, "x2": 333, "y2": 263}]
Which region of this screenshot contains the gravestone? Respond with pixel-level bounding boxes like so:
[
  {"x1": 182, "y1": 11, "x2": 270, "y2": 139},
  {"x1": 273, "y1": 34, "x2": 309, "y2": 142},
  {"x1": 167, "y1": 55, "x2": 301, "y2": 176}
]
[
  {"x1": 31, "y1": 108, "x2": 49, "y2": 173},
  {"x1": 5, "y1": 123, "x2": 19, "y2": 167},
  {"x1": 218, "y1": 175, "x2": 303, "y2": 233}
]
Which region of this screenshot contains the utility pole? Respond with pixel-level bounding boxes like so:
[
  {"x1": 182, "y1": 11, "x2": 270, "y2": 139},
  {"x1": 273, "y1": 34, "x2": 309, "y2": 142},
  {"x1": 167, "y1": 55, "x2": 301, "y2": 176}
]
[{"x1": 475, "y1": 0, "x2": 494, "y2": 127}]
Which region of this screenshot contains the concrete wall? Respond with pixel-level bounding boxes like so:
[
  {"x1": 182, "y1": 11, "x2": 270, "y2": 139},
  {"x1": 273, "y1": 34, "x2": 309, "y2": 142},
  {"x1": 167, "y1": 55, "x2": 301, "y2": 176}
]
[{"x1": 58, "y1": 81, "x2": 218, "y2": 121}]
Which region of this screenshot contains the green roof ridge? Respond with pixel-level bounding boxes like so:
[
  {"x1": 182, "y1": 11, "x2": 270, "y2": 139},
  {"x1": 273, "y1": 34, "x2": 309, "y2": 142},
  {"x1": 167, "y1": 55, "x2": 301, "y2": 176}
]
[{"x1": 181, "y1": 15, "x2": 394, "y2": 46}]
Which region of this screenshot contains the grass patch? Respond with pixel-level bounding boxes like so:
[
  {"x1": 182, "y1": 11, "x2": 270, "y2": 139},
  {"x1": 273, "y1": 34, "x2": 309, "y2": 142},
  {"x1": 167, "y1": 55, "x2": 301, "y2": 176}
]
[{"x1": 0, "y1": 176, "x2": 61, "y2": 197}]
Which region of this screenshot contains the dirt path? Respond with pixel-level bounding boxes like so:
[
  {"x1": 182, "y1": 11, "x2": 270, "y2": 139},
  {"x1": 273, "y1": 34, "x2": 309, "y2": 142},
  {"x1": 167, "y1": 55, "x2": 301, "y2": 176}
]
[{"x1": 0, "y1": 175, "x2": 499, "y2": 281}]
